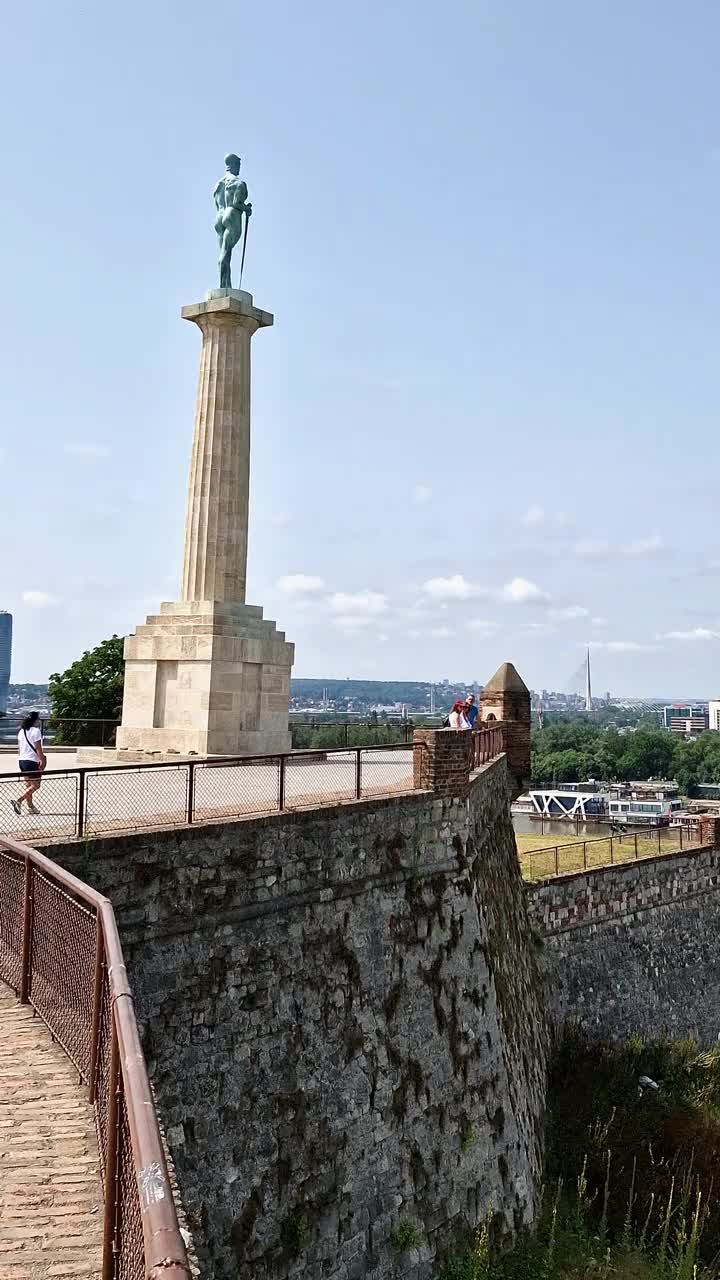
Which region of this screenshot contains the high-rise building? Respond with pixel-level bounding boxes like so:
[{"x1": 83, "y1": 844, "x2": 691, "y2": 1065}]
[
  {"x1": 0, "y1": 612, "x2": 12, "y2": 715},
  {"x1": 708, "y1": 700, "x2": 720, "y2": 732}
]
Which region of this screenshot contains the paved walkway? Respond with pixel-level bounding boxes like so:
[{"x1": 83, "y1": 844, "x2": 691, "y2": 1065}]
[{"x1": 0, "y1": 986, "x2": 103, "y2": 1279}]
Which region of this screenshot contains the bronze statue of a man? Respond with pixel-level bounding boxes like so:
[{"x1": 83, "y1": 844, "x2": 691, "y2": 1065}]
[{"x1": 213, "y1": 153, "x2": 252, "y2": 289}]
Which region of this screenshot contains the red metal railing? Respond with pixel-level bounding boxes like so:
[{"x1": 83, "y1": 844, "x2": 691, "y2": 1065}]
[
  {"x1": 0, "y1": 834, "x2": 190, "y2": 1280},
  {"x1": 471, "y1": 722, "x2": 507, "y2": 769}
]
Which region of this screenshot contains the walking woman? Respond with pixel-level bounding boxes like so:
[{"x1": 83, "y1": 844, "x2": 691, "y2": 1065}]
[{"x1": 12, "y1": 711, "x2": 46, "y2": 816}]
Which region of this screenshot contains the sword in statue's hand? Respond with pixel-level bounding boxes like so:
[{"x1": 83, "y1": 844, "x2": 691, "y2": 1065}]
[{"x1": 239, "y1": 203, "x2": 252, "y2": 289}]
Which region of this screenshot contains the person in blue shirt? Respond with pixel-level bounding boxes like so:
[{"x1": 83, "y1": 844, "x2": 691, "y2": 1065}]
[{"x1": 464, "y1": 693, "x2": 478, "y2": 727}]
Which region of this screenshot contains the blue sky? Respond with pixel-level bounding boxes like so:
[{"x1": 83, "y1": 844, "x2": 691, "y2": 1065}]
[{"x1": 2, "y1": 0, "x2": 719, "y2": 695}]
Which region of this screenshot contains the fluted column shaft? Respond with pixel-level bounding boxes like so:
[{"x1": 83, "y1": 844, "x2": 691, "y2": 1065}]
[{"x1": 180, "y1": 293, "x2": 273, "y2": 604}]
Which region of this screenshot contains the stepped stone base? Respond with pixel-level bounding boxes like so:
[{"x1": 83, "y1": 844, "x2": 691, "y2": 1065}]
[{"x1": 116, "y1": 600, "x2": 294, "y2": 758}]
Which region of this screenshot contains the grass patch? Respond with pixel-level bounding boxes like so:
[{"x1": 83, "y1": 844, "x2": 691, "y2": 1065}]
[
  {"x1": 437, "y1": 1027, "x2": 720, "y2": 1278},
  {"x1": 516, "y1": 829, "x2": 687, "y2": 881},
  {"x1": 391, "y1": 1218, "x2": 423, "y2": 1251}
]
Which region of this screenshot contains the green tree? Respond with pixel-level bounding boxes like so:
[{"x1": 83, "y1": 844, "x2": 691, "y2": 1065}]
[{"x1": 48, "y1": 636, "x2": 125, "y2": 745}]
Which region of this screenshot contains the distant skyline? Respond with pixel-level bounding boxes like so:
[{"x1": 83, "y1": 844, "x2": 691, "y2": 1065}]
[{"x1": 2, "y1": 2, "x2": 720, "y2": 696}]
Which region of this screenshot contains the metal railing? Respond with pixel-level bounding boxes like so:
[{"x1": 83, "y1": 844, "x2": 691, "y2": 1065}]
[
  {"x1": 472, "y1": 723, "x2": 507, "y2": 768},
  {"x1": 289, "y1": 719, "x2": 415, "y2": 749},
  {"x1": 0, "y1": 716, "x2": 120, "y2": 746},
  {"x1": 0, "y1": 742, "x2": 420, "y2": 841},
  {"x1": 521, "y1": 823, "x2": 712, "y2": 881},
  {"x1": 0, "y1": 834, "x2": 190, "y2": 1279}
]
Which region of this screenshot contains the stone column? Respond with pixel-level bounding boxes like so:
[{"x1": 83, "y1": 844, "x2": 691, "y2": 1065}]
[
  {"x1": 115, "y1": 289, "x2": 293, "y2": 760},
  {"x1": 181, "y1": 291, "x2": 271, "y2": 604}
]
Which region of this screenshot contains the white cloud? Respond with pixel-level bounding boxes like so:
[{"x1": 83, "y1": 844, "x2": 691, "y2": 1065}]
[
  {"x1": 500, "y1": 577, "x2": 548, "y2": 604},
  {"x1": 574, "y1": 539, "x2": 610, "y2": 557},
  {"x1": 591, "y1": 616, "x2": 609, "y2": 626},
  {"x1": 591, "y1": 640, "x2": 662, "y2": 653},
  {"x1": 63, "y1": 442, "x2": 110, "y2": 458},
  {"x1": 329, "y1": 590, "x2": 389, "y2": 617},
  {"x1": 422, "y1": 574, "x2": 477, "y2": 600},
  {"x1": 332, "y1": 615, "x2": 375, "y2": 630},
  {"x1": 22, "y1": 590, "x2": 59, "y2": 608},
  {"x1": 412, "y1": 484, "x2": 432, "y2": 505},
  {"x1": 430, "y1": 625, "x2": 453, "y2": 639},
  {"x1": 523, "y1": 503, "x2": 545, "y2": 525},
  {"x1": 521, "y1": 621, "x2": 555, "y2": 635},
  {"x1": 277, "y1": 574, "x2": 325, "y2": 595},
  {"x1": 661, "y1": 627, "x2": 720, "y2": 642},
  {"x1": 547, "y1": 605, "x2": 590, "y2": 621},
  {"x1": 465, "y1": 618, "x2": 499, "y2": 634},
  {"x1": 523, "y1": 505, "x2": 571, "y2": 529},
  {"x1": 623, "y1": 534, "x2": 665, "y2": 557}
]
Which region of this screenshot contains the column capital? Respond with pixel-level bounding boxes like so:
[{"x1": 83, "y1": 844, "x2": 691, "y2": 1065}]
[{"x1": 181, "y1": 290, "x2": 274, "y2": 332}]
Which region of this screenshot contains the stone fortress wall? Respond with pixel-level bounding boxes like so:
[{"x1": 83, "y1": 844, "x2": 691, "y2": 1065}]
[
  {"x1": 527, "y1": 839, "x2": 720, "y2": 1046},
  {"x1": 43, "y1": 748, "x2": 547, "y2": 1280}
]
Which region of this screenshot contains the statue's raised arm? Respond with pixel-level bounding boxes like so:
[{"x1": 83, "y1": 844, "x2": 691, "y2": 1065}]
[{"x1": 214, "y1": 153, "x2": 251, "y2": 289}]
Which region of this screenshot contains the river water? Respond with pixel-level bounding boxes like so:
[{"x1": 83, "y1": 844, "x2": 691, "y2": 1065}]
[{"x1": 512, "y1": 813, "x2": 614, "y2": 839}]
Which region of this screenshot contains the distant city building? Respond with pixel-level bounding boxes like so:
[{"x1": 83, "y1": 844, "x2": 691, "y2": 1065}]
[
  {"x1": 709, "y1": 700, "x2": 720, "y2": 732},
  {"x1": 0, "y1": 612, "x2": 11, "y2": 715},
  {"x1": 663, "y1": 703, "x2": 709, "y2": 735}
]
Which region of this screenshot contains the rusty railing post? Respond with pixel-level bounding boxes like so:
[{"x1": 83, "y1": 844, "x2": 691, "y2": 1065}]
[
  {"x1": 680, "y1": 824, "x2": 683, "y2": 851},
  {"x1": 88, "y1": 918, "x2": 105, "y2": 1104},
  {"x1": 20, "y1": 856, "x2": 33, "y2": 1004},
  {"x1": 102, "y1": 1017, "x2": 121, "y2": 1280},
  {"x1": 610, "y1": 836, "x2": 614, "y2": 864},
  {"x1": 583, "y1": 841, "x2": 587, "y2": 869},
  {"x1": 355, "y1": 748, "x2": 362, "y2": 800},
  {"x1": 554, "y1": 844, "x2": 559, "y2": 876}
]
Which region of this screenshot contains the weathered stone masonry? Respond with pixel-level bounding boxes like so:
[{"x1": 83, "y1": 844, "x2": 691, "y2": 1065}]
[
  {"x1": 528, "y1": 845, "x2": 720, "y2": 1045},
  {"x1": 44, "y1": 755, "x2": 547, "y2": 1280}
]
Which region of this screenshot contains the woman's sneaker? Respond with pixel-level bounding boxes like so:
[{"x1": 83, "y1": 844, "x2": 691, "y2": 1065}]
[
  {"x1": 11, "y1": 799, "x2": 21, "y2": 816},
  {"x1": 27, "y1": 802, "x2": 40, "y2": 815}
]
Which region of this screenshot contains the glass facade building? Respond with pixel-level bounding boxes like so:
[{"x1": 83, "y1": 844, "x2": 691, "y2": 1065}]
[{"x1": 0, "y1": 612, "x2": 11, "y2": 715}]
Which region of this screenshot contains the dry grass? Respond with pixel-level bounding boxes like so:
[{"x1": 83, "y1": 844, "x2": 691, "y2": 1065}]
[{"x1": 517, "y1": 828, "x2": 687, "y2": 881}]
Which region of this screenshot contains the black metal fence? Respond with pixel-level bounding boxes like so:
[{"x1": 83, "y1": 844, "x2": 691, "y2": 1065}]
[
  {"x1": 288, "y1": 719, "x2": 415, "y2": 750},
  {"x1": 0, "y1": 716, "x2": 120, "y2": 747},
  {"x1": 0, "y1": 742, "x2": 419, "y2": 842}
]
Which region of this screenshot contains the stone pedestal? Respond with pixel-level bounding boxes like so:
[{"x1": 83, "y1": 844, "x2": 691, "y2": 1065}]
[{"x1": 116, "y1": 290, "x2": 294, "y2": 757}]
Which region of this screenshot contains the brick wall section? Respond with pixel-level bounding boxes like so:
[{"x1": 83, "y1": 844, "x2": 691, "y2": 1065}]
[
  {"x1": 527, "y1": 844, "x2": 720, "y2": 1043},
  {"x1": 42, "y1": 757, "x2": 547, "y2": 1280},
  {"x1": 479, "y1": 695, "x2": 530, "y2": 787},
  {"x1": 412, "y1": 728, "x2": 472, "y2": 797}
]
